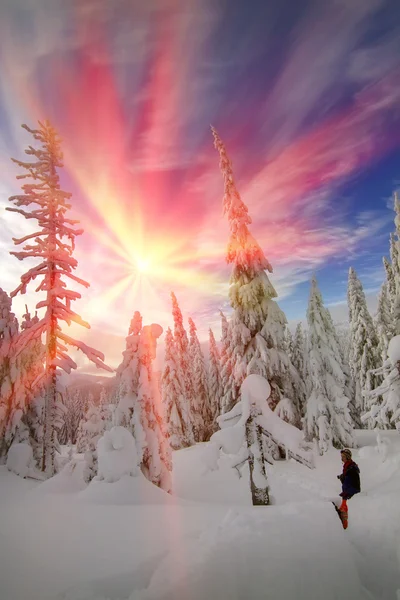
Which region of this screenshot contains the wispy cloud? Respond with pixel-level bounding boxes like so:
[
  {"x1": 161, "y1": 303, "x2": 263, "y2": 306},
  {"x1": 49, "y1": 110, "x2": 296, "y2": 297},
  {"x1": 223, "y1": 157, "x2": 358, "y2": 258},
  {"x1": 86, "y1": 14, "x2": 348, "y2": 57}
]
[{"x1": 0, "y1": 0, "x2": 399, "y2": 360}]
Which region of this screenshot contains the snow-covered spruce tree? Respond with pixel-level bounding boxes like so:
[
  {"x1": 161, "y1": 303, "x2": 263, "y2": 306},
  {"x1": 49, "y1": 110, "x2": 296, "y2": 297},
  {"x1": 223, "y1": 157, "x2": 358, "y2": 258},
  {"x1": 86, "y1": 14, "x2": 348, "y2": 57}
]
[
  {"x1": 290, "y1": 323, "x2": 308, "y2": 415},
  {"x1": 383, "y1": 254, "x2": 396, "y2": 318},
  {"x1": 390, "y1": 194, "x2": 400, "y2": 333},
  {"x1": 363, "y1": 335, "x2": 400, "y2": 431},
  {"x1": 115, "y1": 312, "x2": 172, "y2": 491},
  {"x1": 114, "y1": 311, "x2": 143, "y2": 428},
  {"x1": 7, "y1": 121, "x2": 112, "y2": 476},
  {"x1": 78, "y1": 400, "x2": 106, "y2": 482},
  {"x1": 0, "y1": 290, "x2": 20, "y2": 459},
  {"x1": 304, "y1": 276, "x2": 354, "y2": 454},
  {"x1": 58, "y1": 384, "x2": 83, "y2": 446},
  {"x1": 98, "y1": 387, "x2": 112, "y2": 429},
  {"x1": 0, "y1": 298, "x2": 45, "y2": 461},
  {"x1": 65, "y1": 388, "x2": 84, "y2": 445},
  {"x1": 161, "y1": 327, "x2": 193, "y2": 449},
  {"x1": 208, "y1": 328, "x2": 223, "y2": 431},
  {"x1": 219, "y1": 310, "x2": 237, "y2": 414},
  {"x1": 347, "y1": 267, "x2": 379, "y2": 416},
  {"x1": 188, "y1": 317, "x2": 211, "y2": 441},
  {"x1": 170, "y1": 292, "x2": 197, "y2": 440},
  {"x1": 326, "y1": 312, "x2": 360, "y2": 429},
  {"x1": 375, "y1": 282, "x2": 393, "y2": 364},
  {"x1": 284, "y1": 327, "x2": 294, "y2": 363},
  {"x1": 212, "y1": 127, "x2": 302, "y2": 419},
  {"x1": 14, "y1": 307, "x2": 46, "y2": 464}
]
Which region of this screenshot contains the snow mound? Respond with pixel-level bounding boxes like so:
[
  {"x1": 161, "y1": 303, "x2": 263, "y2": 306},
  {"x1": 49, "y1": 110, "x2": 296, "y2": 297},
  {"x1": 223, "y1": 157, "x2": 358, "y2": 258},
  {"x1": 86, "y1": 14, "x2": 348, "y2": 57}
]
[
  {"x1": 6, "y1": 443, "x2": 36, "y2": 479},
  {"x1": 97, "y1": 426, "x2": 139, "y2": 483},
  {"x1": 240, "y1": 373, "x2": 271, "y2": 401},
  {"x1": 31, "y1": 459, "x2": 87, "y2": 494},
  {"x1": 77, "y1": 474, "x2": 178, "y2": 506},
  {"x1": 388, "y1": 335, "x2": 400, "y2": 364},
  {"x1": 358, "y1": 445, "x2": 377, "y2": 460}
]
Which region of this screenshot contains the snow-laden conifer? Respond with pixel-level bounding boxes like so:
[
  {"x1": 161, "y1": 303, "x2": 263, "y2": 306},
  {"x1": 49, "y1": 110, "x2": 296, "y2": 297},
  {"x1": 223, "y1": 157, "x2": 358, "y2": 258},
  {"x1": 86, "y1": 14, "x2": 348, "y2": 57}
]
[
  {"x1": 219, "y1": 311, "x2": 237, "y2": 413},
  {"x1": 0, "y1": 290, "x2": 20, "y2": 459},
  {"x1": 64, "y1": 389, "x2": 84, "y2": 445},
  {"x1": 347, "y1": 267, "x2": 379, "y2": 415},
  {"x1": 15, "y1": 307, "x2": 46, "y2": 464},
  {"x1": 285, "y1": 328, "x2": 294, "y2": 363},
  {"x1": 375, "y1": 282, "x2": 393, "y2": 364},
  {"x1": 364, "y1": 335, "x2": 400, "y2": 431},
  {"x1": 291, "y1": 323, "x2": 308, "y2": 415},
  {"x1": 115, "y1": 312, "x2": 172, "y2": 491},
  {"x1": 390, "y1": 194, "x2": 400, "y2": 333},
  {"x1": 188, "y1": 317, "x2": 211, "y2": 441},
  {"x1": 212, "y1": 127, "x2": 302, "y2": 417},
  {"x1": 383, "y1": 255, "x2": 396, "y2": 319},
  {"x1": 334, "y1": 324, "x2": 359, "y2": 428},
  {"x1": 170, "y1": 292, "x2": 196, "y2": 440},
  {"x1": 79, "y1": 401, "x2": 106, "y2": 482},
  {"x1": 304, "y1": 277, "x2": 354, "y2": 454},
  {"x1": 7, "y1": 121, "x2": 112, "y2": 476},
  {"x1": 208, "y1": 328, "x2": 223, "y2": 431},
  {"x1": 161, "y1": 327, "x2": 193, "y2": 449},
  {"x1": 98, "y1": 387, "x2": 112, "y2": 429},
  {"x1": 0, "y1": 298, "x2": 46, "y2": 462}
]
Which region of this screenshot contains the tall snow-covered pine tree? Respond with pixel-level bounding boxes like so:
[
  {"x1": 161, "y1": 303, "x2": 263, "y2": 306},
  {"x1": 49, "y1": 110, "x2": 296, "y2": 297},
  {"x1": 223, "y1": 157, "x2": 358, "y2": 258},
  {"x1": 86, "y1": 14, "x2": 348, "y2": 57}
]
[
  {"x1": 347, "y1": 267, "x2": 379, "y2": 415},
  {"x1": 161, "y1": 327, "x2": 193, "y2": 449},
  {"x1": 115, "y1": 312, "x2": 172, "y2": 491},
  {"x1": 188, "y1": 317, "x2": 211, "y2": 441},
  {"x1": 170, "y1": 292, "x2": 196, "y2": 441},
  {"x1": 305, "y1": 276, "x2": 354, "y2": 454},
  {"x1": 8, "y1": 121, "x2": 112, "y2": 476},
  {"x1": 212, "y1": 127, "x2": 301, "y2": 418}
]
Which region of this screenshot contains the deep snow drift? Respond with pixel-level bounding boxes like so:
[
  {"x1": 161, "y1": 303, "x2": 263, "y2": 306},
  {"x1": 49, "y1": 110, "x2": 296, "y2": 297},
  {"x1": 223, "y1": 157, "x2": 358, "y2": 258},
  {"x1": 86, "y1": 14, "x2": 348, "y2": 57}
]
[{"x1": 1, "y1": 430, "x2": 400, "y2": 600}]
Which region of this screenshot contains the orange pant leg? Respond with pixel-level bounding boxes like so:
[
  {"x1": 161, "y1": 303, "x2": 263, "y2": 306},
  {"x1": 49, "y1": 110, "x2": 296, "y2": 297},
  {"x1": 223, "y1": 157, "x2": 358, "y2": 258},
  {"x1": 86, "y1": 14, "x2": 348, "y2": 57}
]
[{"x1": 339, "y1": 499, "x2": 348, "y2": 529}]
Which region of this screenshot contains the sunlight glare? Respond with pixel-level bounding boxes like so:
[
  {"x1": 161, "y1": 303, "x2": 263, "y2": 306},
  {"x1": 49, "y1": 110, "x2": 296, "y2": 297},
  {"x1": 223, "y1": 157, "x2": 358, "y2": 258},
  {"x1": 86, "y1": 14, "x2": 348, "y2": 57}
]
[{"x1": 136, "y1": 256, "x2": 151, "y2": 273}]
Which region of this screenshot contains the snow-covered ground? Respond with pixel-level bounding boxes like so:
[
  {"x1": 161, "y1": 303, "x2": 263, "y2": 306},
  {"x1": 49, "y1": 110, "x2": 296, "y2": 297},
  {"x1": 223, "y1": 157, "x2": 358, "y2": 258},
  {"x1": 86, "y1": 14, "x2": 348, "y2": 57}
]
[{"x1": 1, "y1": 430, "x2": 400, "y2": 600}]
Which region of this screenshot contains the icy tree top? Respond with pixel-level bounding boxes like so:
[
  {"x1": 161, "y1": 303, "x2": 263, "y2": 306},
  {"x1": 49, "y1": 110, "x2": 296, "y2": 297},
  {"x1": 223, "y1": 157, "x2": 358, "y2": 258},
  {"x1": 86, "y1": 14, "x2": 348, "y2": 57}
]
[{"x1": 211, "y1": 126, "x2": 274, "y2": 284}]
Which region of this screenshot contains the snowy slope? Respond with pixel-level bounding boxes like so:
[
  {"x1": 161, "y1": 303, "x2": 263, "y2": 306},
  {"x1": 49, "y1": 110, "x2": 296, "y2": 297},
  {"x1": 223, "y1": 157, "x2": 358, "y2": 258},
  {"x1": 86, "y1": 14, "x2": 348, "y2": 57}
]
[{"x1": 0, "y1": 431, "x2": 399, "y2": 600}]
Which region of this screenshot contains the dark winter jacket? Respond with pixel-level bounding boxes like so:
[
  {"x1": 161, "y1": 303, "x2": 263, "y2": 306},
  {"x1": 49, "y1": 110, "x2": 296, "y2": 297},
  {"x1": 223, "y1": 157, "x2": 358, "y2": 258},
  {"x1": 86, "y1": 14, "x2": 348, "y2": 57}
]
[{"x1": 338, "y1": 460, "x2": 360, "y2": 500}]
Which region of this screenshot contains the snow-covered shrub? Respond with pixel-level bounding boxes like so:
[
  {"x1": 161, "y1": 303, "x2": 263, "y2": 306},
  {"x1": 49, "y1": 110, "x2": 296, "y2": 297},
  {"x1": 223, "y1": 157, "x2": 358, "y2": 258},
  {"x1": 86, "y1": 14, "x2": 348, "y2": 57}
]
[
  {"x1": 97, "y1": 426, "x2": 139, "y2": 483},
  {"x1": 6, "y1": 443, "x2": 35, "y2": 478}
]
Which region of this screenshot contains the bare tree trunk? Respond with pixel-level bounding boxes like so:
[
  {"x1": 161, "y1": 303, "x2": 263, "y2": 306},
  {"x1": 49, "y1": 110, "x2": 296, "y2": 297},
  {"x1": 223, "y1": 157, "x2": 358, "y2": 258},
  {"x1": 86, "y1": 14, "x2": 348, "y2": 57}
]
[{"x1": 245, "y1": 410, "x2": 270, "y2": 506}]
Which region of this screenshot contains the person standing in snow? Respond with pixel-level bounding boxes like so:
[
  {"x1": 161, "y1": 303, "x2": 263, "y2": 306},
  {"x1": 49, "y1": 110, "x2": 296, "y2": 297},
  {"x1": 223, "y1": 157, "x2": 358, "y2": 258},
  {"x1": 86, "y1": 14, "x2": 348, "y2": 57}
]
[{"x1": 336, "y1": 449, "x2": 360, "y2": 529}]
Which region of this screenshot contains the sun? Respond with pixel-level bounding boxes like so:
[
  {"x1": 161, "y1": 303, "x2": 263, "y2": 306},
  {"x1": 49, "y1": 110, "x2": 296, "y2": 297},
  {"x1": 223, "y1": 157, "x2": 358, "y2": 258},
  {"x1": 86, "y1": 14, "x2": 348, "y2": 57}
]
[{"x1": 136, "y1": 257, "x2": 151, "y2": 273}]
